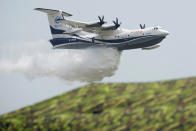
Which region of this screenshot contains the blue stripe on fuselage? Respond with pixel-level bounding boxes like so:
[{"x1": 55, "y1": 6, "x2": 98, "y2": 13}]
[
  {"x1": 94, "y1": 35, "x2": 153, "y2": 43},
  {"x1": 49, "y1": 35, "x2": 155, "y2": 46},
  {"x1": 50, "y1": 26, "x2": 65, "y2": 34},
  {"x1": 50, "y1": 38, "x2": 91, "y2": 46}
]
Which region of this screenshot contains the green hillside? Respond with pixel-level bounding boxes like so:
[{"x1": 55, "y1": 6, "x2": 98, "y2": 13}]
[{"x1": 1, "y1": 77, "x2": 196, "y2": 131}]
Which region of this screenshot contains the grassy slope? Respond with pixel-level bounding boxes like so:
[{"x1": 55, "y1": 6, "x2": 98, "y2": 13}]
[{"x1": 1, "y1": 77, "x2": 196, "y2": 131}]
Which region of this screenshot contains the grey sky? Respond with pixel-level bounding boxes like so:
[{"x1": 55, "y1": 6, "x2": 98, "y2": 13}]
[{"x1": 0, "y1": 0, "x2": 196, "y2": 115}]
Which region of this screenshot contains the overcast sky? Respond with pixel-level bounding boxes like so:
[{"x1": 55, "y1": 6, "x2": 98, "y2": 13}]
[{"x1": 0, "y1": 0, "x2": 196, "y2": 115}]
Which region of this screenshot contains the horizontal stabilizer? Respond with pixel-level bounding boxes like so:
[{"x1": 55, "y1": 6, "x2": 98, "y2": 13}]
[{"x1": 34, "y1": 8, "x2": 72, "y2": 17}]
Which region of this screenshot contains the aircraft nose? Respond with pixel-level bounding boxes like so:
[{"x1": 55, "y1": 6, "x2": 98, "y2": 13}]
[{"x1": 159, "y1": 29, "x2": 169, "y2": 36}]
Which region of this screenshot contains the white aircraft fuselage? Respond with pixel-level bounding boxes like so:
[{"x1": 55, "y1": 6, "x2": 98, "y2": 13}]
[{"x1": 35, "y1": 8, "x2": 169, "y2": 51}]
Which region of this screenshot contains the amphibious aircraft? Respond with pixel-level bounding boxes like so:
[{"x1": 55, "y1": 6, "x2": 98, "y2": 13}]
[{"x1": 35, "y1": 8, "x2": 169, "y2": 50}]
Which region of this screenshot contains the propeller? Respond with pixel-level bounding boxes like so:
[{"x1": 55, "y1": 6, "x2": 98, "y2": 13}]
[
  {"x1": 140, "y1": 24, "x2": 145, "y2": 29},
  {"x1": 98, "y1": 15, "x2": 106, "y2": 26},
  {"x1": 113, "y1": 17, "x2": 121, "y2": 29}
]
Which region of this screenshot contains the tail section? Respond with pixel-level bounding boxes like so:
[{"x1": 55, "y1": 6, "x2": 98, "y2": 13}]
[{"x1": 35, "y1": 8, "x2": 74, "y2": 38}]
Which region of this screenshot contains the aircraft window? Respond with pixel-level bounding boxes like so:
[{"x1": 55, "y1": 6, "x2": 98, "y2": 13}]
[{"x1": 154, "y1": 27, "x2": 158, "y2": 30}]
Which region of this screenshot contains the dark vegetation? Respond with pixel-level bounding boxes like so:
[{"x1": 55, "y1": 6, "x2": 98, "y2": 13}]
[{"x1": 1, "y1": 77, "x2": 196, "y2": 130}]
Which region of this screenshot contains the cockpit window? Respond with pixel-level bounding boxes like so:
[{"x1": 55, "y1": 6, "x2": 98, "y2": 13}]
[{"x1": 154, "y1": 27, "x2": 158, "y2": 30}]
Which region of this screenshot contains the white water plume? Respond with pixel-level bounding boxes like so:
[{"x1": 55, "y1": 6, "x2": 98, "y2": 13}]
[{"x1": 0, "y1": 40, "x2": 121, "y2": 82}]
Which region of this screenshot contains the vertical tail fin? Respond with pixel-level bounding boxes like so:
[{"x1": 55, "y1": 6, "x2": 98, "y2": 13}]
[{"x1": 34, "y1": 8, "x2": 73, "y2": 38}]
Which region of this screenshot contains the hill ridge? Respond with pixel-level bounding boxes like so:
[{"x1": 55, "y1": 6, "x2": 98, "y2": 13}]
[{"x1": 0, "y1": 77, "x2": 196, "y2": 130}]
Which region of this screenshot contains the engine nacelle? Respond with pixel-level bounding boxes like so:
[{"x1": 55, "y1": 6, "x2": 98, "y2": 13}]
[{"x1": 86, "y1": 22, "x2": 102, "y2": 28}]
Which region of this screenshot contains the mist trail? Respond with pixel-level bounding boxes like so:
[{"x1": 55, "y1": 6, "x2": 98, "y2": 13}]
[{"x1": 0, "y1": 40, "x2": 121, "y2": 82}]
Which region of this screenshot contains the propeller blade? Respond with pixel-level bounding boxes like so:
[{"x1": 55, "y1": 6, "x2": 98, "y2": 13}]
[
  {"x1": 140, "y1": 24, "x2": 146, "y2": 29},
  {"x1": 102, "y1": 15, "x2": 104, "y2": 21},
  {"x1": 98, "y1": 15, "x2": 106, "y2": 26},
  {"x1": 116, "y1": 17, "x2": 118, "y2": 24},
  {"x1": 112, "y1": 17, "x2": 121, "y2": 29},
  {"x1": 98, "y1": 16, "x2": 101, "y2": 21},
  {"x1": 140, "y1": 24, "x2": 142, "y2": 29}
]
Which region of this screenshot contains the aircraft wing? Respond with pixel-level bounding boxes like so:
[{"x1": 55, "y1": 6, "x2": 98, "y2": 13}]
[
  {"x1": 100, "y1": 25, "x2": 118, "y2": 31},
  {"x1": 36, "y1": 8, "x2": 119, "y2": 34},
  {"x1": 57, "y1": 19, "x2": 117, "y2": 34},
  {"x1": 57, "y1": 19, "x2": 87, "y2": 28},
  {"x1": 58, "y1": 19, "x2": 100, "y2": 33}
]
